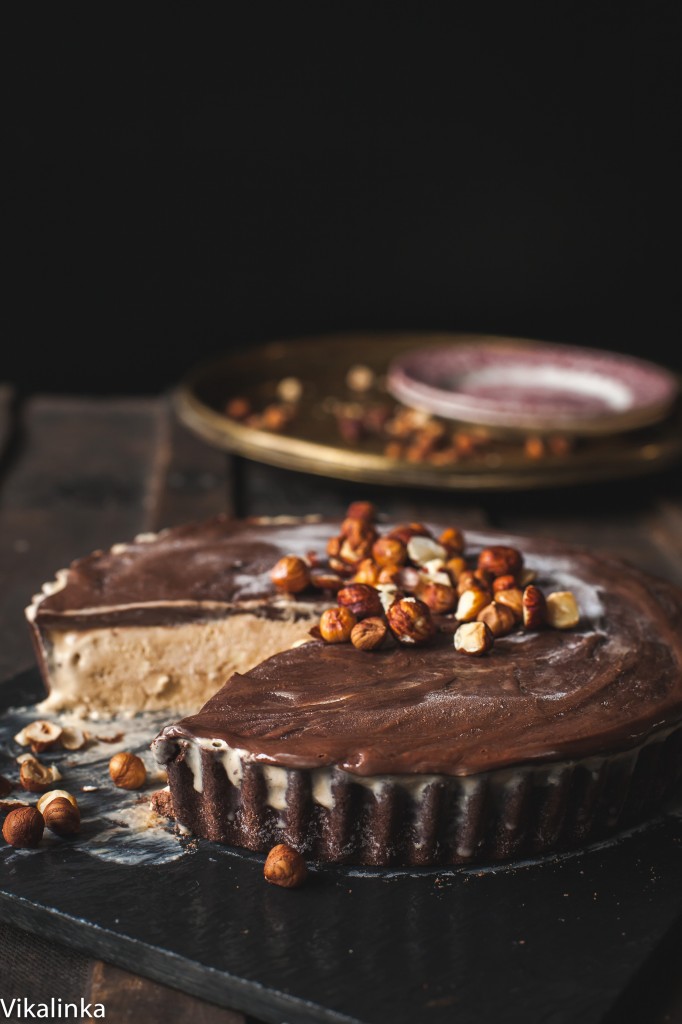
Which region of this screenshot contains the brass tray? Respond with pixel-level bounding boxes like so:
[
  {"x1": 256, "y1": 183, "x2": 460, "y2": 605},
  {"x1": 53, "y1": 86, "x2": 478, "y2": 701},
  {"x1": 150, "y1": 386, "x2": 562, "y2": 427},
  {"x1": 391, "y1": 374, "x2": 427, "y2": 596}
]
[{"x1": 175, "y1": 333, "x2": 682, "y2": 491}]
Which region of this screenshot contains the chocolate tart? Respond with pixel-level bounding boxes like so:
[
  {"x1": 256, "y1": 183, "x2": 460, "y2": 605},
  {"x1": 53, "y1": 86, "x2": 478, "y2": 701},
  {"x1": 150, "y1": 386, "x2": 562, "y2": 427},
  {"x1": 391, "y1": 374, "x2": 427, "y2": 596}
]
[
  {"x1": 153, "y1": 532, "x2": 682, "y2": 867},
  {"x1": 26, "y1": 516, "x2": 332, "y2": 715}
]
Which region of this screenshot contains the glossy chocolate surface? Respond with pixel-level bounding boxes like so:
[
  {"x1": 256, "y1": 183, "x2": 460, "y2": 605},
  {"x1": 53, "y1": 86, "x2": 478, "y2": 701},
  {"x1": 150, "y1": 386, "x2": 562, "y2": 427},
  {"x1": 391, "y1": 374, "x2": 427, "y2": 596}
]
[{"x1": 155, "y1": 523, "x2": 682, "y2": 776}]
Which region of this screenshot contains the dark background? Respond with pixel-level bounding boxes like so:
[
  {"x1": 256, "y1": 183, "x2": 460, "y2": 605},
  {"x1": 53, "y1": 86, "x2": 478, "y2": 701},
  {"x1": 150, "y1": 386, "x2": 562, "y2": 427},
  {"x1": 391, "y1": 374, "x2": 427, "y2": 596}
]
[{"x1": 6, "y1": 4, "x2": 680, "y2": 395}]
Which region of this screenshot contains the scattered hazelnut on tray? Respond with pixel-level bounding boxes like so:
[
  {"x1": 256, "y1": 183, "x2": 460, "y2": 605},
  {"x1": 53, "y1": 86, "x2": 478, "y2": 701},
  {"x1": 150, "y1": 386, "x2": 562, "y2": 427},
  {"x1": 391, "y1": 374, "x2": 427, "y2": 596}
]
[
  {"x1": 351, "y1": 617, "x2": 388, "y2": 651},
  {"x1": 439, "y1": 527, "x2": 465, "y2": 555},
  {"x1": 372, "y1": 536, "x2": 408, "y2": 567},
  {"x1": 2, "y1": 806, "x2": 45, "y2": 848},
  {"x1": 454, "y1": 621, "x2": 494, "y2": 656},
  {"x1": 493, "y1": 574, "x2": 518, "y2": 594},
  {"x1": 270, "y1": 555, "x2": 311, "y2": 594},
  {"x1": 109, "y1": 752, "x2": 147, "y2": 790},
  {"x1": 319, "y1": 607, "x2": 357, "y2": 643},
  {"x1": 417, "y1": 579, "x2": 457, "y2": 614},
  {"x1": 42, "y1": 797, "x2": 80, "y2": 837},
  {"x1": 15, "y1": 720, "x2": 63, "y2": 753},
  {"x1": 345, "y1": 501, "x2": 377, "y2": 523},
  {"x1": 19, "y1": 756, "x2": 62, "y2": 793},
  {"x1": 386, "y1": 597, "x2": 437, "y2": 645},
  {"x1": 264, "y1": 843, "x2": 308, "y2": 888},
  {"x1": 352, "y1": 558, "x2": 381, "y2": 585},
  {"x1": 546, "y1": 591, "x2": 580, "y2": 629}
]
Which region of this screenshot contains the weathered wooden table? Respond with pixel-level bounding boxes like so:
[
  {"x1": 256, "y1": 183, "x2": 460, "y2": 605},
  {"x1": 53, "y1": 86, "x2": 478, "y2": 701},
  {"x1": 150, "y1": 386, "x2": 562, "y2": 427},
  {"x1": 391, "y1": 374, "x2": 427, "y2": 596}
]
[{"x1": 0, "y1": 392, "x2": 681, "y2": 1023}]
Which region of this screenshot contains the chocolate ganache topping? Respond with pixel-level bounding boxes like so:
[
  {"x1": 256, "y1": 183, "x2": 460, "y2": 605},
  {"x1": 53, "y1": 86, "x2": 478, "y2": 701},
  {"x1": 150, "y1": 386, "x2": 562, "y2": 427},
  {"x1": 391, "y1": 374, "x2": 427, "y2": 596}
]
[{"x1": 159, "y1": 535, "x2": 682, "y2": 777}]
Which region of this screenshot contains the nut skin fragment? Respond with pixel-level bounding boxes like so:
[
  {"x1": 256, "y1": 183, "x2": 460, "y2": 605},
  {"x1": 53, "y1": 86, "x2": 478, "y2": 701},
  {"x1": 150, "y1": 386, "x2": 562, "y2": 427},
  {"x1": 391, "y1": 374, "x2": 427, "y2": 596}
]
[
  {"x1": 372, "y1": 536, "x2": 408, "y2": 567},
  {"x1": 270, "y1": 556, "x2": 311, "y2": 594},
  {"x1": 494, "y1": 587, "x2": 524, "y2": 622},
  {"x1": 109, "y1": 752, "x2": 147, "y2": 790},
  {"x1": 337, "y1": 584, "x2": 384, "y2": 620},
  {"x1": 36, "y1": 789, "x2": 78, "y2": 815},
  {"x1": 21, "y1": 721, "x2": 63, "y2": 753},
  {"x1": 2, "y1": 806, "x2": 45, "y2": 848},
  {"x1": 19, "y1": 757, "x2": 62, "y2": 793},
  {"x1": 386, "y1": 597, "x2": 437, "y2": 645},
  {"x1": 43, "y1": 797, "x2": 80, "y2": 836},
  {"x1": 319, "y1": 606, "x2": 357, "y2": 643},
  {"x1": 454, "y1": 621, "x2": 494, "y2": 656},
  {"x1": 351, "y1": 617, "x2": 388, "y2": 651},
  {"x1": 264, "y1": 843, "x2": 308, "y2": 888},
  {"x1": 546, "y1": 591, "x2": 580, "y2": 629},
  {"x1": 477, "y1": 601, "x2": 517, "y2": 638},
  {"x1": 455, "y1": 588, "x2": 490, "y2": 623},
  {"x1": 522, "y1": 585, "x2": 548, "y2": 630},
  {"x1": 477, "y1": 546, "x2": 524, "y2": 579}
]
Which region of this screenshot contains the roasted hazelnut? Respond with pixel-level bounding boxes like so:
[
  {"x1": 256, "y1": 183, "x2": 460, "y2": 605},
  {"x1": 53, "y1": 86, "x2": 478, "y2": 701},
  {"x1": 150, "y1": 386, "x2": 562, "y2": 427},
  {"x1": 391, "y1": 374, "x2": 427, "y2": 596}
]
[
  {"x1": 42, "y1": 797, "x2": 80, "y2": 837},
  {"x1": 417, "y1": 579, "x2": 457, "y2": 614},
  {"x1": 16, "y1": 720, "x2": 63, "y2": 753},
  {"x1": 19, "y1": 756, "x2": 62, "y2": 793},
  {"x1": 339, "y1": 520, "x2": 377, "y2": 565},
  {"x1": 352, "y1": 559, "x2": 381, "y2": 585},
  {"x1": 109, "y1": 752, "x2": 147, "y2": 790},
  {"x1": 225, "y1": 396, "x2": 252, "y2": 420},
  {"x1": 444, "y1": 556, "x2": 467, "y2": 583},
  {"x1": 454, "y1": 621, "x2": 494, "y2": 656},
  {"x1": 351, "y1": 617, "x2": 388, "y2": 651},
  {"x1": 387, "y1": 523, "x2": 432, "y2": 545},
  {"x1": 386, "y1": 597, "x2": 437, "y2": 645},
  {"x1": 477, "y1": 601, "x2": 517, "y2": 637},
  {"x1": 455, "y1": 588, "x2": 490, "y2": 622},
  {"x1": 36, "y1": 789, "x2": 79, "y2": 815},
  {"x1": 522, "y1": 585, "x2": 547, "y2": 630},
  {"x1": 337, "y1": 584, "x2": 383, "y2": 619},
  {"x1": 407, "y1": 536, "x2": 447, "y2": 566},
  {"x1": 439, "y1": 527, "x2": 465, "y2": 555},
  {"x1": 372, "y1": 536, "x2": 408, "y2": 567},
  {"x1": 345, "y1": 501, "x2": 377, "y2": 523},
  {"x1": 377, "y1": 563, "x2": 403, "y2": 585},
  {"x1": 264, "y1": 843, "x2": 308, "y2": 888},
  {"x1": 327, "y1": 536, "x2": 342, "y2": 558},
  {"x1": 2, "y1": 806, "x2": 44, "y2": 848},
  {"x1": 546, "y1": 591, "x2": 580, "y2": 629},
  {"x1": 493, "y1": 574, "x2": 518, "y2": 594},
  {"x1": 477, "y1": 546, "x2": 524, "y2": 579},
  {"x1": 319, "y1": 606, "x2": 357, "y2": 643},
  {"x1": 494, "y1": 587, "x2": 524, "y2": 622},
  {"x1": 270, "y1": 556, "x2": 310, "y2": 594},
  {"x1": 456, "y1": 571, "x2": 491, "y2": 597},
  {"x1": 310, "y1": 572, "x2": 344, "y2": 593}
]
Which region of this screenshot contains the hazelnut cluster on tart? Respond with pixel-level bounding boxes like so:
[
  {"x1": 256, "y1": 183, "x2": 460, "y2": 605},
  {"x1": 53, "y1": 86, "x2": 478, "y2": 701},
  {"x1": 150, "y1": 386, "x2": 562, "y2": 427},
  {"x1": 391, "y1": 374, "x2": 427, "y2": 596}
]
[{"x1": 148, "y1": 504, "x2": 682, "y2": 867}]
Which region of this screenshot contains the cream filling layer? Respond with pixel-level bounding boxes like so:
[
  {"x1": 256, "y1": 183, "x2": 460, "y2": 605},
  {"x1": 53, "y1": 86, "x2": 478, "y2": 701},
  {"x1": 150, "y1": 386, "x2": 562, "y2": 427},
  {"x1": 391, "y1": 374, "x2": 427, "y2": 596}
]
[{"x1": 39, "y1": 614, "x2": 317, "y2": 716}]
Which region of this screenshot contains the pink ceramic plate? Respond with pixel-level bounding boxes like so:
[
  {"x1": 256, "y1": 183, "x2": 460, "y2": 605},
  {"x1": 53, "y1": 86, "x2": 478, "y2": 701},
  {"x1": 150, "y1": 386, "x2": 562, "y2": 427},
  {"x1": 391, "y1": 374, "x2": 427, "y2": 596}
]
[{"x1": 386, "y1": 338, "x2": 678, "y2": 434}]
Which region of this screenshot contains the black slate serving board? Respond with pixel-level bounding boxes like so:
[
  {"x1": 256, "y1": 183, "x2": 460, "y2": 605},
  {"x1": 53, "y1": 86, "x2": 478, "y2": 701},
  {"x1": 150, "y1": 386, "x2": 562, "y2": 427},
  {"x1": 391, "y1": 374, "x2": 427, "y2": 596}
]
[{"x1": 1, "y1": 668, "x2": 682, "y2": 1024}]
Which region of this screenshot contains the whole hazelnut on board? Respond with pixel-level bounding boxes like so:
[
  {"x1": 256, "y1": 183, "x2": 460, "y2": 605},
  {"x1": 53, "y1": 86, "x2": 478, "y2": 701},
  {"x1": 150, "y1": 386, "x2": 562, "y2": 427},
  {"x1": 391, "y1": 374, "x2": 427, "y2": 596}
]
[
  {"x1": 2, "y1": 806, "x2": 44, "y2": 848},
  {"x1": 109, "y1": 752, "x2": 147, "y2": 790},
  {"x1": 337, "y1": 584, "x2": 383, "y2": 620},
  {"x1": 454, "y1": 621, "x2": 494, "y2": 656},
  {"x1": 264, "y1": 843, "x2": 308, "y2": 888},
  {"x1": 439, "y1": 527, "x2": 465, "y2": 555},
  {"x1": 351, "y1": 617, "x2": 388, "y2": 651},
  {"x1": 319, "y1": 606, "x2": 357, "y2": 643},
  {"x1": 42, "y1": 797, "x2": 80, "y2": 837},
  {"x1": 270, "y1": 556, "x2": 310, "y2": 594},
  {"x1": 417, "y1": 580, "x2": 457, "y2": 614},
  {"x1": 477, "y1": 546, "x2": 524, "y2": 579},
  {"x1": 372, "y1": 536, "x2": 408, "y2": 567},
  {"x1": 386, "y1": 597, "x2": 437, "y2": 645}
]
